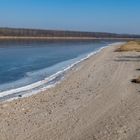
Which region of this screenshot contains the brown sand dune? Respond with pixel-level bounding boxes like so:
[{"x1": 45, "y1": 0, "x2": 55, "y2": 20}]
[{"x1": 0, "y1": 43, "x2": 140, "y2": 140}]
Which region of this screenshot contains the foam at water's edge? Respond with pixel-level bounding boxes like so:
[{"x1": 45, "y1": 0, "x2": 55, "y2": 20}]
[{"x1": 0, "y1": 42, "x2": 125, "y2": 102}]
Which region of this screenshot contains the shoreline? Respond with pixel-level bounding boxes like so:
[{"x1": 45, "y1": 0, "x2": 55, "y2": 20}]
[
  {"x1": 0, "y1": 42, "x2": 140, "y2": 140},
  {"x1": 0, "y1": 42, "x2": 124, "y2": 102}
]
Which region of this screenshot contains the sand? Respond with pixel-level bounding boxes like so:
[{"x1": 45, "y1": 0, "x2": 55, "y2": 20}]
[{"x1": 0, "y1": 44, "x2": 140, "y2": 140}]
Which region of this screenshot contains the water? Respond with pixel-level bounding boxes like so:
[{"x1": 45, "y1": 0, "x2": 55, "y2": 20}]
[{"x1": 0, "y1": 40, "x2": 120, "y2": 101}]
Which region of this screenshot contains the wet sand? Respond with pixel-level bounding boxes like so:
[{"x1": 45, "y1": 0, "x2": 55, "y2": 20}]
[{"x1": 0, "y1": 43, "x2": 140, "y2": 140}]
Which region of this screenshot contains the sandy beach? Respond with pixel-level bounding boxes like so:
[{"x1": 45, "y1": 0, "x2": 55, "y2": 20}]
[{"x1": 0, "y1": 43, "x2": 140, "y2": 140}]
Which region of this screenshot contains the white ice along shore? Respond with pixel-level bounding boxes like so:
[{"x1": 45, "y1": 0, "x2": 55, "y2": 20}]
[{"x1": 0, "y1": 42, "x2": 125, "y2": 101}]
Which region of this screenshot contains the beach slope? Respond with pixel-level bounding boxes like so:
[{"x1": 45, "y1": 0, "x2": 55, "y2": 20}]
[{"x1": 0, "y1": 43, "x2": 140, "y2": 140}]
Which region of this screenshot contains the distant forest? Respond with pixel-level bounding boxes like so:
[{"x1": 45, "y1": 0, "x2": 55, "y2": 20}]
[{"x1": 0, "y1": 28, "x2": 140, "y2": 38}]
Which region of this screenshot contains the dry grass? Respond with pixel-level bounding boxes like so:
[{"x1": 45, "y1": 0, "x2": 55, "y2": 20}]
[
  {"x1": 116, "y1": 41, "x2": 140, "y2": 52},
  {"x1": 116, "y1": 41, "x2": 140, "y2": 84},
  {"x1": 136, "y1": 41, "x2": 140, "y2": 45},
  {"x1": 131, "y1": 76, "x2": 140, "y2": 83}
]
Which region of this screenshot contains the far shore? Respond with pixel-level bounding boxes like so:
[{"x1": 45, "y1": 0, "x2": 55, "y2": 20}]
[{"x1": 0, "y1": 36, "x2": 139, "y2": 40}]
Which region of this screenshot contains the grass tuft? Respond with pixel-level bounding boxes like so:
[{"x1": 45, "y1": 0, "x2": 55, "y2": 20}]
[{"x1": 115, "y1": 41, "x2": 140, "y2": 52}]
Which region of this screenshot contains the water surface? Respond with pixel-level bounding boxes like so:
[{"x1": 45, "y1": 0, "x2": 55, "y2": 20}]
[{"x1": 0, "y1": 40, "x2": 117, "y2": 100}]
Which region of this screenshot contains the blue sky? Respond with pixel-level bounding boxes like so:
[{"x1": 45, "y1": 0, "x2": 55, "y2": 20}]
[{"x1": 0, "y1": 0, "x2": 140, "y2": 34}]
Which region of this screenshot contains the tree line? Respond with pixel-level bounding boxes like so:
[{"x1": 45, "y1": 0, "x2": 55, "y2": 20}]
[{"x1": 0, "y1": 28, "x2": 140, "y2": 38}]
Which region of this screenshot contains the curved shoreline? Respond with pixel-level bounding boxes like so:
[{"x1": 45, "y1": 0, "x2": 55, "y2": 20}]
[
  {"x1": 0, "y1": 42, "x2": 124, "y2": 102},
  {"x1": 0, "y1": 42, "x2": 140, "y2": 139}
]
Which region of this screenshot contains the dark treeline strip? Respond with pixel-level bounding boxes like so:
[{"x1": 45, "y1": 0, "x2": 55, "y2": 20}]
[{"x1": 0, "y1": 28, "x2": 140, "y2": 38}]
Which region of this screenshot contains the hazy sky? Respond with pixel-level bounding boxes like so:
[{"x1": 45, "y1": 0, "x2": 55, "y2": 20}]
[{"x1": 0, "y1": 0, "x2": 140, "y2": 34}]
